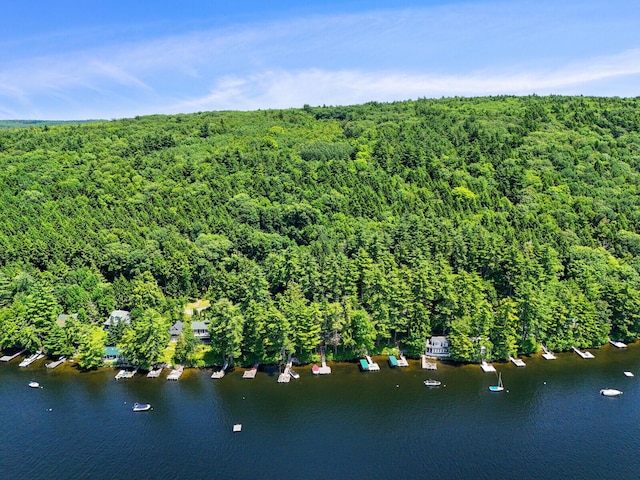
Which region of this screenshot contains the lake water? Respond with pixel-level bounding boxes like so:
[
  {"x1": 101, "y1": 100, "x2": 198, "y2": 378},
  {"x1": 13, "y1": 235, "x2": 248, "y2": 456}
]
[{"x1": 2, "y1": 345, "x2": 640, "y2": 479}]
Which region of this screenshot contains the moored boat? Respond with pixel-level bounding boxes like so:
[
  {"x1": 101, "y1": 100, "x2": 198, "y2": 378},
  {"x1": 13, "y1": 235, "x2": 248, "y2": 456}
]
[
  {"x1": 312, "y1": 364, "x2": 320, "y2": 374},
  {"x1": 132, "y1": 402, "x2": 152, "y2": 412},
  {"x1": 600, "y1": 389, "x2": 623, "y2": 397},
  {"x1": 423, "y1": 379, "x2": 442, "y2": 387},
  {"x1": 28, "y1": 381, "x2": 40, "y2": 388},
  {"x1": 489, "y1": 372, "x2": 504, "y2": 392}
]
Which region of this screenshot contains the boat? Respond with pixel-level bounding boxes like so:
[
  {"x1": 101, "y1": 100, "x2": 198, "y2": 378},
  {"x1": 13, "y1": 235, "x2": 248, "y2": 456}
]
[
  {"x1": 489, "y1": 373, "x2": 504, "y2": 392},
  {"x1": 312, "y1": 364, "x2": 320, "y2": 374},
  {"x1": 28, "y1": 381, "x2": 40, "y2": 388},
  {"x1": 288, "y1": 369, "x2": 300, "y2": 380},
  {"x1": 132, "y1": 402, "x2": 152, "y2": 412},
  {"x1": 624, "y1": 371, "x2": 634, "y2": 377},
  {"x1": 423, "y1": 379, "x2": 442, "y2": 387},
  {"x1": 388, "y1": 355, "x2": 399, "y2": 367},
  {"x1": 600, "y1": 389, "x2": 623, "y2": 397}
]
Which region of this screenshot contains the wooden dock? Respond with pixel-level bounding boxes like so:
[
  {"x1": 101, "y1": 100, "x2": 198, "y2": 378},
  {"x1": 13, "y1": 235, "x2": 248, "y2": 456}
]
[
  {"x1": 609, "y1": 340, "x2": 627, "y2": 348},
  {"x1": 365, "y1": 355, "x2": 380, "y2": 371},
  {"x1": 46, "y1": 356, "x2": 66, "y2": 369},
  {"x1": 167, "y1": 366, "x2": 184, "y2": 381},
  {"x1": 509, "y1": 356, "x2": 526, "y2": 367},
  {"x1": 19, "y1": 351, "x2": 44, "y2": 367},
  {"x1": 541, "y1": 345, "x2": 556, "y2": 360},
  {"x1": 211, "y1": 361, "x2": 228, "y2": 379},
  {"x1": 313, "y1": 350, "x2": 331, "y2": 374},
  {"x1": 242, "y1": 364, "x2": 258, "y2": 379},
  {"x1": 421, "y1": 355, "x2": 437, "y2": 370},
  {"x1": 147, "y1": 366, "x2": 163, "y2": 378},
  {"x1": 572, "y1": 346, "x2": 595, "y2": 359},
  {"x1": 481, "y1": 360, "x2": 496, "y2": 373},
  {"x1": 0, "y1": 349, "x2": 26, "y2": 362},
  {"x1": 397, "y1": 354, "x2": 409, "y2": 367},
  {"x1": 278, "y1": 361, "x2": 292, "y2": 383}
]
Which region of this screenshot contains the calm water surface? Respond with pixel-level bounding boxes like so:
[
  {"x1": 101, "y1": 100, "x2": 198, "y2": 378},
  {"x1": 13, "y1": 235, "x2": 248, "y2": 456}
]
[{"x1": 2, "y1": 345, "x2": 640, "y2": 479}]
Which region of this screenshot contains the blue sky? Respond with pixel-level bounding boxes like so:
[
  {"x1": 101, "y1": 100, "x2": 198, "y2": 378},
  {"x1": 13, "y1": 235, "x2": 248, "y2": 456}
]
[{"x1": 1, "y1": 0, "x2": 639, "y2": 119}]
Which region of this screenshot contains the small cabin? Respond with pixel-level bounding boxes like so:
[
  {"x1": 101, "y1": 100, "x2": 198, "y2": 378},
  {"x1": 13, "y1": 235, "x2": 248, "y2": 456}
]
[
  {"x1": 426, "y1": 336, "x2": 450, "y2": 358},
  {"x1": 191, "y1": 320, "x2": 210, "y2": 342},
  {"x1": 103, "y1": 310, "x2": 131, "y2": 329},
  {"x1": 104, "y1": 346, "x2": 124, "y2": 363}
]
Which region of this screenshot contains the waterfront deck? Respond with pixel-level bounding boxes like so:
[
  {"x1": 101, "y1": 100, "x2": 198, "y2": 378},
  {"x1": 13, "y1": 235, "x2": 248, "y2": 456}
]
[
  {"x1": 541, "y1": 345, "x2": 556, "y2": 360},
  {"x1": 315, "y1": 350, "x2": 331, "y2": 374},
  {"x1": 147, "y1": 366, "x2": 163, "y2": 378},
  {"x1": 481, "y1": 360, "x2": 496, "y2": 373},
  {"x1": 242, "y1": 364, "x2": 258, "y2": 379},
  {"x1": 509, "y1": 356, "x2": 526, "y2": 367},
  {"x1": 609, "y1": 340, "x2": 627, "y2": 348},
  {"x1": 115, "y1": 369, "x2": 126, "y2": 380},
  {"x1": 46, "y1": 356, "x2": 66, "y2": 369},
  {"x1": 167, "y1": 366, "x2": 184, "y2": 381},
  {"x1": 0, "y1": 349, "x2": 26, "y2": 362},
  {"x1": 421, "y1": 355, "x2": 437, "y2": 370},
  {"x1": 572, "y1": 346, "x2": 595, "y2": 359},
  {"x1": 19, "y1": 351, "x2": 44, "y2": 367}
]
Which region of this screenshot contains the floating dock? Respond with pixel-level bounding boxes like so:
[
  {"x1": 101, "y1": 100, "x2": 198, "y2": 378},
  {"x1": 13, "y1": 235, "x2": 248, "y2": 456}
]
[
  {"x1": 167, "y1": 366, "x2": 184, "y2": 381},
  {"x1": 233, "y1": 424, "x2": 242, "y2": 432},
  {"x1": 624, "y1": 371, "x2": 634, "y2": 377},
  {"x1": 609, "y1": 340, "x2": 627, "y2": 348},
  {"x1": 242, "y1": 365, "x2": 258, "y2": 379},
  {"x1": 19, "y1": 351, "x2": 44, "y2": 367},
  {"x1": 572, "y1": 346, "x2": 595, "y2": 359},
  {"x1": 509, "y1": 356, "x2": 526, "y2": 367},
  {"x1": 46, "y1": 356, "x2": 66, "y2": 369},
  {"x1": 541, "y1": 345, "x2": 556, "y2": 360},
  {"x1": 397, "y1": 354, "x2": 409, "y2": 367},
  {"x1": 421, "y1": 355, "x2": 437, "y2": 370},
  {"x1": 147, "y1": 366, "x2": 163, "y2": 378},
  {"x1": 0, "y1": 349, "x2": 26, "y2": 362},
  {"x1": 481, "y1": 360, "x2": 496, "y2": 373},
  {"x1": 115, "y1": 369, "x2": 126, "y2": 380},
  {"x1": 116, "y1": 369, "x2": 137, "y2": 379}
]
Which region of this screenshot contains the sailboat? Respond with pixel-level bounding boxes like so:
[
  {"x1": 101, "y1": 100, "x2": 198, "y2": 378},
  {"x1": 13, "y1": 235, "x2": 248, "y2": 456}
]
[{"x1": 489, "y1": 372, "x2": 504, "y2": 392}]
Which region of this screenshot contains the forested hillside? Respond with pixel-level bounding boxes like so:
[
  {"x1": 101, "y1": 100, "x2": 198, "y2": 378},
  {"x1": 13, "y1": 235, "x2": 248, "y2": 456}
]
[{"x1": 1, "y1": 96, "x2": 640, "y2": 367}]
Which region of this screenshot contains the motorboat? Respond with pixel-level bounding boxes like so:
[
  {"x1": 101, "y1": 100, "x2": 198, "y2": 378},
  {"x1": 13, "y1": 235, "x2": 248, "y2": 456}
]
[
  {"x1": 28, "y1": 381, "x2": 40, "y2": 388},
  {"x1": 288, "y1": 369, "x2": 300, "y2": 380},
  {"x1": 132, "y1": 402, "x2": 152, "y2": 412},
  {"x1": 423, "y1": 379, "x2": 442, "y2": 387},
  {"x1": 489, "y1": 372, "x2": 504, "y2": 392},
  {"x1": 312, "y1": 364, "x2": 320, "y2": 375},
  {"x1": 600, "y1": 389, "x2": 623, "y2": 397}
]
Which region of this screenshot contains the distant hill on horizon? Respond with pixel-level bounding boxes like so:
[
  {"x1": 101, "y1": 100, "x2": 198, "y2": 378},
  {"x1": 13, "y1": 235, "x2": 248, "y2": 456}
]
[{"x1": 0, "y1": 119, "x2": 100, "y2": 129}]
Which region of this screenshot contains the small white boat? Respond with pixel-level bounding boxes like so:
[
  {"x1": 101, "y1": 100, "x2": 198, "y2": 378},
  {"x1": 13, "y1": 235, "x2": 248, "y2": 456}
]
[
  {"x1": 423, "y1": 379, "x2": 442, "y2": 387},
  {"x1": 600, "y1": 389, "x2": 623, "y2": 397},
  {"x1": 288, "y1": 369, "x2": 300, "y2": 380},
  {"x1": 132, "y1": 402, "x2": 152, "y2": 412},
  {"x1": 28, "y1": 381, "x2": 40, "y2": 388},
  {"x1": 489, "y1": 373, "x2": 504, "y2": 392}
]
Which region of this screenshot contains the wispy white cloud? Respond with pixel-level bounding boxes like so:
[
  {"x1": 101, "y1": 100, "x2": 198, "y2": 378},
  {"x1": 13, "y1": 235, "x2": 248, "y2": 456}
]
[{"x1": 169, "y1": 48, "x2": 640, "y2": 112}]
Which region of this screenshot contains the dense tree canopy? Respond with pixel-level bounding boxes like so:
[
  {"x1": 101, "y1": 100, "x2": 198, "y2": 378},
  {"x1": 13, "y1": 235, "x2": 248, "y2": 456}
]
[{"x1": 1, "y1": 96, "x2": 640, "y2": 364}]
